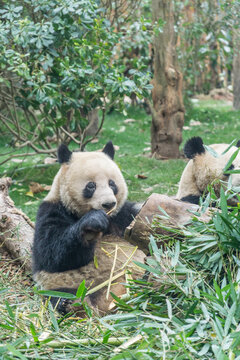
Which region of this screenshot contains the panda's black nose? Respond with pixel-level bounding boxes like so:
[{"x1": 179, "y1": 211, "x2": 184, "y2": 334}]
[{"x1": 102, "y1": 202, "x2": 116, "y2": 210}]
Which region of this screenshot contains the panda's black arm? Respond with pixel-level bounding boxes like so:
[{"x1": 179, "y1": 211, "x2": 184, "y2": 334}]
[
  {"x1": 32, "y1": 201, "x2": 109, "y2": 273},
  {"x1": 109, "y1": 201, "x2": 141, "y2": 236}
]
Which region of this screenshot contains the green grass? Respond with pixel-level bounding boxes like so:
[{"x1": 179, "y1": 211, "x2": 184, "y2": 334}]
[
  {"x1": 1, "y1": 99, "x2": 240, "y2": 359},
  {"x1": 184, "y1": 99, "x2": 240, "y2": 144}
]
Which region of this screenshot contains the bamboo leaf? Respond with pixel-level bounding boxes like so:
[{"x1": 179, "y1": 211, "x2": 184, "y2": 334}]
[
  {"x1": 29, "y1": 322, "x2": 39, "y2": 343},
  {"x1": 37, "y1": 289, "x2": 76, "y2": 299},
  {"x1": 171, "y1": 241, "x2": 180, "y2": 267},
  {"x1": 48, "y1": 302, "x2": 59, "y2": 332},
  {"x1": 6, "y1": 345, "x2": 28, "y2": 360},
  {"x1": 214, "y1": 280, "x2": 224, "y2": 303},
  {"x1": 76, "y1": 280, "x2": 87, "y2": 300},
  {"x1": 166, "y1": 299, "x2": 172, "y2": 319},
  {"x1": 224, "y1": 302, "x2": 236, "y2": 336},
  {"x1": 150, "y1": 235, "x2": 161, "y2": 262},
  {"x1": 223, "y1": 148, "x2": 240, "y2": 173},
  {"x1": 221, "y1": 139, "x2": 236, "y2": 155},
  {"x1": 204, "y1": 145, "x2": 219, "y2": 158},
  {"x1": 198, "y1": 343, "x2": 210, "y2": 356},
  {"x1": 213, "y1": 317, "x2": 224, "y2": 341},
  {"x1": 5, "y1": 300, "x2": 15, "y2": 321},
  {"x1": 220, "y1": 187, "x2": 228, "y2": 217}
]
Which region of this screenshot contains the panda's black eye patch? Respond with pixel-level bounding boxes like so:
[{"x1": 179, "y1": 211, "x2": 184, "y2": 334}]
[
  {"x1": 109, "y1": 179, "x2": 118, "y2": 195},
  {"x1": 228, "y1": 164, "x2": 235, "y2": 171},
  {"x1": 83, "y1": 182, "x2": 96, "y2": 198}
]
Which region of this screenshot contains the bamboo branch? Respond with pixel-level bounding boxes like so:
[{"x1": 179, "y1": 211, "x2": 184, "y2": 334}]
[
  {"x1": 38, "y1": 336, "x2": 130, "y2": 348},
  {"x1": 106, "y1": 245, "x2": 118, "y2": 300}
]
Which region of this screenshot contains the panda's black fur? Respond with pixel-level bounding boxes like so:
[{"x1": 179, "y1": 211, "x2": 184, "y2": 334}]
[
  {"x1": 183, "y1": 136, "x2": 205, "y2": 159},
  {"x1": 33, "y1": 200, "x2": 138, "y2": 274},
  {"x1": 32, "y1": 142, "x2": 142, "y2": 315},
  {"x1": 180, "y1": 194, "x2": 201, "y2": 205}
]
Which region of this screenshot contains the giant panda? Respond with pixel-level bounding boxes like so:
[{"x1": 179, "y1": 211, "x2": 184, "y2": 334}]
[
  {"x1": 32, "y1": 142, "x2": 145, "y2": 316},
  {"x1": 176, "y1": 136, "x2": 240, "y2": 205}
]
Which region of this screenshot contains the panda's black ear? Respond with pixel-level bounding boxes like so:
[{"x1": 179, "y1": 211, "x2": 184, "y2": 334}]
[
  {"x1": 57, "y1": 144, "x2": 72, "y2": 164},
  {"x1": 184, "y1": 136, "x2": 205, "y2": 159},
  {"x1": 236, "y1": 140, "x2": 240, "y2": 148},
  {"x1": 102, "y1": 141, "x2": 115, "y2": 160}
]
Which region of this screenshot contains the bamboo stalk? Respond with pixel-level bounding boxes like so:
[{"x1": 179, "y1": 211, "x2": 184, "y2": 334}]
[
  {"x1": 40, "y1": 336, "x2": 132, "y2": 348},
  {"x1": 86, "y1": 270, "x2": 125, "y2": 296},
  {"x1": 106, "y1": 245, "x2": 118, "y2": 300},
  {"x1": 113, "y1": 334, "x2": 143, "y2": 353}
]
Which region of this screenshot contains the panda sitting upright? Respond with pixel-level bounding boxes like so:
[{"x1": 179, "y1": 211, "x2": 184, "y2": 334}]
[
  {"x1": 176, "y1": 136, "x2": 240, "y2": 205},
  {"x1": 32, "y1": 142, "x2": 145, "y2": 315}
]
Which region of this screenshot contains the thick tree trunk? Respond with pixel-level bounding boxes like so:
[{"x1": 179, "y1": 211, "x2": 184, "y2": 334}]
[
  {"x1": 233, "y1": 30, "x2": 240, "y2": 110},
  {"x1": 151, "y1": 0, "x2": 184, "y2": 159}
]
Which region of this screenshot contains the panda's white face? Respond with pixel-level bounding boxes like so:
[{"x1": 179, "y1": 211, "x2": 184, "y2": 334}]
[
  {"x1": 45, "y1": 150, "x2": 128, "y2": 217},
  {"x1": 210, "y1": 144, "x2": 240, "y2": 189},
  {"x1": 176, "y1": 137, "x2": 240, "y2": 202},
  {"x1": 192, "y1": 146, "x2": 233, "y2": 192}
]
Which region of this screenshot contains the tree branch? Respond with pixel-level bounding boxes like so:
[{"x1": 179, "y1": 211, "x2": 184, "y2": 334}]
[{"x1": 81, "y1": 108, "x2": 106, "y2": 150}]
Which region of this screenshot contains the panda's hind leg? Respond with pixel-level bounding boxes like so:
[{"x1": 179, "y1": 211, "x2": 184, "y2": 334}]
[
  {"x1": 45, "y1": 287, "x2": 96, "y2": 317},
  {"x1": 46, "y1": 287, "x2": 78, "y2": 315}
]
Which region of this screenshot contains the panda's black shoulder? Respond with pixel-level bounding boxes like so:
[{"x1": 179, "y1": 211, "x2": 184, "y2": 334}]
[
  {"x1": 180, "y1": 195, "x2": 200, "y2": 204},
  {"x1": 184, "y1": 136, "x2": 205, "y2": 159},
  {"x1": 35, "y1": 200, "x2": 77, "y2": 226}
]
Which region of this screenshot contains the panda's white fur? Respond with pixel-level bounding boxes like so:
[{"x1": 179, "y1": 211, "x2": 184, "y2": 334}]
[
  {"x1": 32, "y1": 142, "x2": 145, "y2": 316},
  {"x1": 45, "y1": 151, "x2": 128, "y2": 216},
  {"x1": 176, "y1": 137, "x2": 240, "y2": 204}
]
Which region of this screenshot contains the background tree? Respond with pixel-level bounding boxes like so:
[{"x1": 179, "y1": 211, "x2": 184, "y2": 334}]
[
  {"x1": 230, "y1": 1, "x2": 240, "y2": 110},
  {"x1": 233, "y1": 29, "x2": 240, "y2": 110},
  {"x1": 149, "y1": 0, "x2": 184, "y2": 159}
]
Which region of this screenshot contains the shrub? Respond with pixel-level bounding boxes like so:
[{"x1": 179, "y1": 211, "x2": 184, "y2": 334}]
[{"x1": 0, "y1": 0, "x2": 151, "y2": 162}]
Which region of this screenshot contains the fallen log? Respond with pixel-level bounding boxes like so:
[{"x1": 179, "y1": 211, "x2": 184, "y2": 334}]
[
  {"x1": 125, "y1": 193, "x2": 210, "y2": 253},
  {"x1": 0, "y1": 177, "x2": 34, "y2": 271}
]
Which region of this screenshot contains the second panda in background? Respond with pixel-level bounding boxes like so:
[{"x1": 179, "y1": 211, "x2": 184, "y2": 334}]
[{"x1": 176, "y1": 136, "x2": 240, "y2": 205}]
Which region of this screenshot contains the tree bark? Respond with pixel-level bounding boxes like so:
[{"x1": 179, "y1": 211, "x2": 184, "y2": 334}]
[
  {"x1": 233, "y1": 29, "x2": 240, "y2": 110},
  {"x1": 0, "y1": 178, "x2": 34, "y2": 271},
  {"x1": 151, "y1": 0, "x2": 184, "y2": 159}
]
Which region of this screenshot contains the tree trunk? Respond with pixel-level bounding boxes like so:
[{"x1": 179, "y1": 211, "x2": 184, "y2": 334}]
[
  {"x1": 151, "y1": 0, "x2": 184, "y2": 159},
  {"x1": 233, "y1": 29, "x2": 240, "y2": 110}
]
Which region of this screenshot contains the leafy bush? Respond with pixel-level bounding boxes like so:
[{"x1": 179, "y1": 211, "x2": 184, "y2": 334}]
[{"x1": 0, "y1": 0, "x2": 151, "y2": 162}]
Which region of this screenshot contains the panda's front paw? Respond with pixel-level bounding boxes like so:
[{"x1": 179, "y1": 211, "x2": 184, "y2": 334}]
[{"x1": 80, "y1": 209, "x2": 109, "y2": 235}]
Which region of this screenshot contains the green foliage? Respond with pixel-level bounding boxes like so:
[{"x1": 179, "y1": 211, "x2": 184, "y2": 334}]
[{"x1": 0, "y1": 0, "x2": 151, "y2": 155}]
